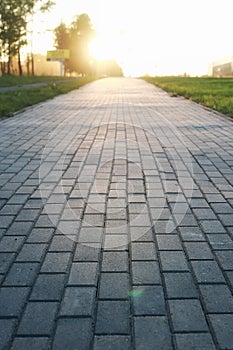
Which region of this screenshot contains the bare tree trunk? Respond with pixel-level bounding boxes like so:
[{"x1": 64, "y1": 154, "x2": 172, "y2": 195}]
[
  {"x1": 7, "y1": 43, "x2": 11, "y2": 75},
  {"x1": 0, "y1": 61, "x2": 3, "y2": 75},
  {"x1": 7, "y1": 58, "x2": 11, "y2": 74},
  {"x1": 18, "y1": 48, "x2": 23, "y2": 76},
  {"x1": 26, "y1": 54, "x2": 30, "y2": 76},
  {"x1": 31, "y1": 52, "x2": 34, "y2": 76}
]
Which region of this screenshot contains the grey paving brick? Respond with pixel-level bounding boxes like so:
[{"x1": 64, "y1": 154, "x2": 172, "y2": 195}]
[
  {"x1": 41, "y1": 252, "x2": 71, "y2": 273},
  {"x1": 157, "y1": 235, "x2": 183, "y2": 250},
  {"x1": 133, "y1": 285, "x2": 166, "y2": 315},
  {"x1": 35, "y1": 215, "x2": 58, "y2": 228},
  {"x1": 131, "y1": 242, "x2": 157, "y2": 260},
  {"x1": 107, "y1": 209, "x2": 127, "y2": 221},
  {"x1": 3, "y1": 263, "x2": 39, "y2": 286},
  {"x1": 60, "y1": 287, "x2": 95, "y2": 316},
  {"x1": 207, "y1": 233, "x2": 233, "y2": 250},
  {"x1": 11, "y1": 337, "x2": 49, "y2": 350},
  {"x1": 0, "y1": 252, "x2": 15, "y2": 273},
  {"x1": 0, "y1": 287, "x2": 29, "y2": 317},
  {"x1": 177, "y1": 214, "x2": 198, "y2": 227},
  {"x1": 99, "y1": 273, "x2": 129, "y2": 299},
  {"x1": 169, "y1": 299, "x2": 208, "y2": 332},
  {"x1": 60, "y1": 207, "x2": 83, "y2": 220},
  {"x1": 16, "y1": 243, "x2": 47, "y2": 262},
  {"x1": 6, "y1": 221, "x2": 33, "y2": 236},
  {"x1": 199, "y1": 284, "x2": 233, "y2": 313},
  {"x1": 128, "y1": 203, "x2": 147, "y2": 214},
  {"x1": 191, "y1": 260, "x2": 225, "y2": 283},
  {"x1": 184, "y1": 241, "x2": 214, "y2": 260},
  {"x1": 104, "y1": 234, "x2": 128, "y2": 250},
  {"x1": 205, "y1": 193, "x2": 226, "y2": 203},
  {"x1": 215, "y1": 250, "x2": 233, "y2": 270},
  {"x1": 175, "y1": 333, "x2": 216, "y2": 350},
  {"x1": 0, "y1": 199, "x2": 6, "y2": 209},
  {"x1": 30, "y1": 274, "x2": 66, "y2": 301},
  {"x1": 0, "y1": 236, "x2": 25, "y2": 252},
  {"x1": 209, "y1": 314, "x2": 233, "y2": 349},
  {"x1": 68, "y1": 262, "x2": 98, "y2": 286},
  {"x1": 211, "y1": 202, "x2": 233, "y2": 214},
  {"x1": 26, "y1": 228, "x2": 54, "y2": 243},
  {"x1": 129, "y1": 214, "x2": 151, "y2": 227},
  {"x1": 15, "y1": 209, "x2": 40, "y2": 222},
  {"x1": 132, "y1": 261, "x2": 161, "y2": 285},
  {"x1": 102, "y1": 251, "x2": 128, "y2": 272},
  {"x1": 192, "y1": 208, "x2": 217, "y2": 220},
  {"x1": 179, "y1": 226, "x2": 206, "y2": 241},
  {"x1": 93, "y1": 336, "x2": 131, "y2": 350},
  {"x1": 78, "y1": 227, "x2": 103, "y2": 243},
  {"x1": 57, "y1": 220, "x2": 80, "y2": 235},
  {"x1": 74, "y1": 243, "x2": 101, "y2": 261},
  {"x1": 226, "y1": 271, "x2": 233, "y2": 289},
  {"x1": 0, "y1": 228, "x2": 5, "y2": 239},
  {"x1": 43, "y1": 203, "x2": 64, "y2": 215},
  {"x1": 95, "y1": 300, "x2": 130, "y2": 334},
  {"x1": 8, "y1": 195, "x2": 29, "y2": 205},
  {"x1": 52, "y1": 318, "x2": 92, "y2": 350},
  {"x1": 189, "y1": 198, "x2": 209, "y2": 208},
  {"x1": 49, "y1": 235, "x2": 75, "y2": 251},
  {"x1": 160, "y1": 251, "x2": 189, "y2": 271},
  {"x1": 134, "y1": 316, "x2": 172, "y2": 350},
  {"x1": 218, "y1": 214, "x2": 233, "y2": 226},
  {"x1": 200, "y1": 220, "x2": 226, "y2": 233},
  {"x1": 0, "y1": 204, "x2": 22, "y2": 215},
  {"x1": 106, "y1": 225, "x2": 128, "y2": 235},
  {"x1": 154, "y1": 220, "x2": 175, "y2": 234},
  {"x1": 24, "y1": 199, "x2": 44, "y2": 209},
  {"x1": 0, "y1": 319, "x2": 17, "y2": 350},
  {"x1": 17, "y1": 302, "x2": 58, "y2": 335},
  {"x1": 83, "y1": 214, "x2": 105, "y2": 227},
  {"x1": 130, "y1": 226, "x2": 154, "y2": 242},
  {"x1": 164, "y1": 272, "x2": 198, "y2": 298}
]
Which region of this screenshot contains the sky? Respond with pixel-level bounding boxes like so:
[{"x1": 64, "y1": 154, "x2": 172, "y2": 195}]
[{"x1": 32, "y1": 0, "x2": 233, "y2": 76}]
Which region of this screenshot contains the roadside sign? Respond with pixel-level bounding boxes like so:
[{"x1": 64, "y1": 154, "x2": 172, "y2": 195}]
[{"x1": 47, "y1": 49, "x2": 70, "y2": 60}]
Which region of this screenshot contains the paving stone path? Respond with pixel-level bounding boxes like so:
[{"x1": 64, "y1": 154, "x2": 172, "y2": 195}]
[{"x1": 0, "y1": 77, "x2": 233, "y2": 350}]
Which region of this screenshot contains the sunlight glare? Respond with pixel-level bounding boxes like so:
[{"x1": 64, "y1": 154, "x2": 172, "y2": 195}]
[
  {"x1": 32, "y1": 0, "x2": 233, "y2": 76},
  {"x1": 89, "y1": 36, "x2": 117, "y2": 61}
]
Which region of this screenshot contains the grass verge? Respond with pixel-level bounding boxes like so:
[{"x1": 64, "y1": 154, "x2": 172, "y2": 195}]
[
  {"x1": 0, "y1": 77, "x2": 96, "y2": 118},
  {"x1": 0, "y1": 75, "x2": 73, "y2": 87},
  {"x1": 142, "y1": 76, "x2": 233, "y2": 118}
]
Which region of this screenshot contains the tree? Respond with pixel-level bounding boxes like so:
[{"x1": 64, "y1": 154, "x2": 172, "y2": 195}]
[
  {"x1": 54, "y1": 22, "x2": 70, "y2": 75},
  {"x1": 0, "y1": 0, "x2": 54, "y2": 75},
  {"x1": 54, "y1": 14, "x2": 95, "y2": 76},
  {"x1": 0, "y1": 0, "x2": 23, "y2": 74},
  {"x1": 95, "y1": 59, "x2": 124, "y2": 77}
]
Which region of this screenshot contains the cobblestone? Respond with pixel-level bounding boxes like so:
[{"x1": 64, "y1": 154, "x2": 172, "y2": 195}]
[{"x1": 0, "y1": 77, "x2": 232, "y2": 349}]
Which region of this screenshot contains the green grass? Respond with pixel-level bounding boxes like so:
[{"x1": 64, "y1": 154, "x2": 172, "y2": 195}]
[
  {"x1": 0, "y1": 75, "x2": 73, "y2": 87},
  {"x1": 0, "y1": 77, "x2": 96, "y2": 118},
  {"x1": 142, "y1": 76, "x2": 233, "y2": 118}
]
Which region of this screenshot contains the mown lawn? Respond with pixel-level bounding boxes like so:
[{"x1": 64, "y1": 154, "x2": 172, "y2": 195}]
[
  {"x1": 0, "y1": 76, "x2": 96, "y2": 118},
  {"x1": 143, "y1": 76, "x2": 233, "y2": 118},
  {"x1": 0, "y1": 75, "x2": 72, "y2": 87}
]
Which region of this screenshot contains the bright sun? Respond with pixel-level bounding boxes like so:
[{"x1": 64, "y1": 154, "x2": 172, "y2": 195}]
[
  {"x1": 89, "y1": 36, "x2": 114, "y2": 61},
  {"x1": 89, "y1": 33, "x2": 125, "y2": 63}
]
